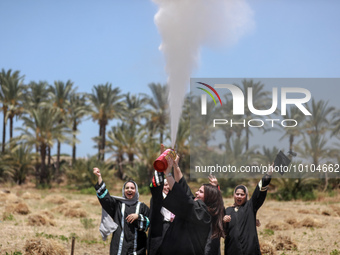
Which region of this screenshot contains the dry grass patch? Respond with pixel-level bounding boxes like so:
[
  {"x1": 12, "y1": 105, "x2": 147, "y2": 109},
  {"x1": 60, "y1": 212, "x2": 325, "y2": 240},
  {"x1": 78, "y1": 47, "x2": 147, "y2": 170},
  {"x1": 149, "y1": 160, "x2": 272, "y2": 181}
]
[
  {"x1": 24, "y1": 238, "x2": 67, "y2": 255},
  {"x1": 295, "y1": 216, "x2": 322, "y2": 228},
  {"x1": 53, "y1": 202, "x2": 87, "y2": 218},
  {"x1": 298, "y1": 208, "x2": 319, "y2": 215},
  {"x1": 330, "y1": 204, "x2": 340, "y2": 216},
  {"x1": 274, "y1": 235, "x2": 298, "y2": 251},
  {"x1": 5, "y1": 201, "x2": 30, "y2": 215},
  {"x1": 260, "y1": 241, "x2": 276, "y2": 255},
  {"x1": 321, "y1": 209, "x2": 333, "y2": 216},
  {"x1": 45, "y1": 194, "x2": 68, "y2": 204},
  {"x1": 27, "y1": 214, "x2": 56, "y2": 226},
  {"x1": 265, "y1": 221, "x2": 292, "y2": 231},
  {"x1": 1, "y1": 192, "x2": 22, "y2": 203},
  {"x1": 285, "y1": 217, "x2": 297, "y2": 225},
  {"x1": 87, "y1": 197, "x2": 100, "y2": 206},
  {"x1": 21, "y1": 191, "x2": 41, "y2": 200},
  {"x1": 40, "y1": 209, "x2": 55, "y2": 219},
  {"x1": 65, "y1": 208, "x2": 87, "y2": 218}
]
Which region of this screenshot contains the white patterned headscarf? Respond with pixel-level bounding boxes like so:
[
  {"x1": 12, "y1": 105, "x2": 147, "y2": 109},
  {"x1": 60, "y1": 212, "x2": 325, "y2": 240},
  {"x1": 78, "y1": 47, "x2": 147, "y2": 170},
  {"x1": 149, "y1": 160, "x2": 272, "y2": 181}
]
[{"x1": 109, "y1": 180, "x2": 139, "y2": 206}]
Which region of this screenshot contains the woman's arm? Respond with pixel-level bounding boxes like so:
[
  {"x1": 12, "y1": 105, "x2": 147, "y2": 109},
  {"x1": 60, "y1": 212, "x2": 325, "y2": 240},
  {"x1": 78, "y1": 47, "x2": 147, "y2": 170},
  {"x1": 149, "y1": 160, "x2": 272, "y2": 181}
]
[
  {"x1": 93, "y1": 167, "x2": 103, "y2": 185},
  {"x1": 251, "y1": 164, "x2": 274, "y2": 211},
  {"x1": 93, "y1": 167, "x2": 117, "y2": 216},
  {"x1": 173, "y1": 155, "x2": 183, "y2": 182},
  {"x1": 129, "y1": 203, "x2": 151, "y2": 232}
]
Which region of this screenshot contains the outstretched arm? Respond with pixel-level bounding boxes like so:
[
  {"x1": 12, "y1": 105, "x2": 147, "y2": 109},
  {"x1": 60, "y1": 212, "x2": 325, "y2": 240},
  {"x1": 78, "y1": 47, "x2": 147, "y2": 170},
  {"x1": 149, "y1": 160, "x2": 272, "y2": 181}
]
[
  {"x1": 173, "y1": 154, "x2": 183, "y2": 182},
  {"x1": 93, "y1": 167, "x2": 103, "y2": 185},
  {"x1": 164, "y1": 157, "x2": 175, "y2": 190},
  {"x1": 93, "y1": 167, "x2": 117, "y2": 216},
  {"x1": 251, "y1": 163, "x2": 274, "y2": 211}
]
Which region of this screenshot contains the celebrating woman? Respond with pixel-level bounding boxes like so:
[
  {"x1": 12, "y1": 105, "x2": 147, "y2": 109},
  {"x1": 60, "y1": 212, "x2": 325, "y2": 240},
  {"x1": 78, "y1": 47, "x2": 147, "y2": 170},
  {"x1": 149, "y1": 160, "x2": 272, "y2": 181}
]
[
  {"x1": 93, "y1": 167, "x2": 150, "y2": 255},
  {"x1": 223, "y1": 168, "x2": 273, "y2": 255},
  {"x1": 148, "y1": 146, "x2": 225, "y2": 255}
]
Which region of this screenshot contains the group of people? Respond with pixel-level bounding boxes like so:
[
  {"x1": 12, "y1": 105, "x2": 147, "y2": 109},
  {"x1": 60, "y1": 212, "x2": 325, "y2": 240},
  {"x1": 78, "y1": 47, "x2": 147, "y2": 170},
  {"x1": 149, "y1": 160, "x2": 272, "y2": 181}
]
[{"x1": 93, "y1": 145, "x2": 273, "y2": 255}]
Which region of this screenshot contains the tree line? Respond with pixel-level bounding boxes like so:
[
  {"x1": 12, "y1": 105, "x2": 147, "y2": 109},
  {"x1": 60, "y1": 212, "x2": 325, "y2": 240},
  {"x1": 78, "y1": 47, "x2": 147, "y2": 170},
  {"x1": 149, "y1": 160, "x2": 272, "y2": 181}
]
[{"x1": 0, "y1": 69, "x2": 339, "y2": 199}]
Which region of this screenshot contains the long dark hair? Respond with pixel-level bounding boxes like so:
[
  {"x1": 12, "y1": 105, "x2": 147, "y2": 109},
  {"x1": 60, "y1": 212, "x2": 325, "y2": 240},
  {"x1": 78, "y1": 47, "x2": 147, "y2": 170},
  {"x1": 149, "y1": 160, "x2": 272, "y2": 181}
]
[{"x1": 203, "y1": 184, "x2": 225, "y2": 239}]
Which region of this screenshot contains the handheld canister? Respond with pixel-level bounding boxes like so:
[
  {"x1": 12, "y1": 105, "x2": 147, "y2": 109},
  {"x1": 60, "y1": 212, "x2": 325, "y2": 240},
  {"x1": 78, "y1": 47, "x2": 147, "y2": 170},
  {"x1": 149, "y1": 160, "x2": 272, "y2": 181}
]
[{"x1": 153, "y1": 149, "x2": 177, "y2": 172}]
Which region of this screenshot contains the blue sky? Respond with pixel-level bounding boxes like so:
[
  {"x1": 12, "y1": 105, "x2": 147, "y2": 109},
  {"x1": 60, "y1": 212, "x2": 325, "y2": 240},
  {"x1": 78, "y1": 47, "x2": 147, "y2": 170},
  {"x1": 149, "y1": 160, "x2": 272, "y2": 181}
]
[{"x1": 1, "y1": 0, "x2": 340, "y2": 158}]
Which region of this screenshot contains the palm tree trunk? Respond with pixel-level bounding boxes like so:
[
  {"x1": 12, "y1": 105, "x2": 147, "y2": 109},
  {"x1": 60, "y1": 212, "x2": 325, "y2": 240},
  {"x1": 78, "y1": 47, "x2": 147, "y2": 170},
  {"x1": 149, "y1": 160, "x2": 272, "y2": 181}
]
[
  {"x1": 128, "y1": 153, "x2": 134, "y2": 167},
  {"x1": 35, "y1": 144, "x2": 40, "y2": 182},
  {"x1": 47, "y1": 146, "x2": 51, "y2": 167},
  {"x1": 160, "y1": 132, "x2": 163, "y2": 144},
  {"x1": 9, "y1": 116, "x2": 13, "y2": 139},
  {"x1": 323, "y1": 172, "x2": 329, "y2": 192},
  {"x1": 40, "y1": 144, "x2": 47, "y2": 185},
  {"x1": 72, "y1": 120, "x2": 77, "y2": 166},
  {"x1": 1, "y1": 111, "x2": 6, "y2": 154},
  {"x1": 101, "y1": 124, "x2": 106, "y2": 161},
  {"x1": 56, "y1": 118, "x2": 63, "y2": 178},
  {"x1": 246, "y1": 126, "x2": 249, "y2": 151},
  {"x1": 98, "y1": 124, "x2": 102, "y2": 160},
  {"x1": 289, "y1": 134, "x2": 294, "y2": 152},
  {"x1": 2, "y1": 106, "x2": 7, "y2": 153},
  {"x1": 116, "y1": 153, "x2": 124, "y2": 179},
  {"x1": 56, "y1": 140, "x2": 61, "y2": 178}
]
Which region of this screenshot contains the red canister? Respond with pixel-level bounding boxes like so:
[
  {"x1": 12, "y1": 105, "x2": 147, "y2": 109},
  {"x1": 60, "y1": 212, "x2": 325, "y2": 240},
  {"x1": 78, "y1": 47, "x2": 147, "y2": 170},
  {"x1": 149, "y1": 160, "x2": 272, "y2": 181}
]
[{"x1": 153, "y1": 149, "x2": 177, "y2": 172}]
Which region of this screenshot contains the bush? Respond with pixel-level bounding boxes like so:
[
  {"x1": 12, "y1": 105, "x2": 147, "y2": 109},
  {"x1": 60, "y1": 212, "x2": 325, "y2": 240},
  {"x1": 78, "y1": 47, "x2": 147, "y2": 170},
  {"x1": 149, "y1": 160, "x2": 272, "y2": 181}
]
[
  {"x1": 80, "y1": 218, "x2": 96, "y2": 229},
  {"x1": 138, "y1": 185, "x2": 151, "y2": 195},
  {"x1": 331, "y1": 249, "x2": 340, "y2": 255}
]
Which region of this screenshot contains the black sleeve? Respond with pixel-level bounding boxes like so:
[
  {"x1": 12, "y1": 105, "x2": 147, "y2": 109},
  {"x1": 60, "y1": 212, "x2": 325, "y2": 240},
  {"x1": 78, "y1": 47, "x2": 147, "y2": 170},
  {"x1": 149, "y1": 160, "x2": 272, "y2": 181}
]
[
  {"x1": 178, "y1": 176, "x2": 195, "y2": 198},
  {"x1": 148, "y1": 185, "x2": 164, "y2": 238},
  {"x1": 205, "y1": 236, "x2": 221, "y2": 255},
  {"x1": 163, "y1": 182, "x2": 211, "y2": 225},
  {"x1": 94, "y1": 181, "x2": 117, "y2": 216},
  {"x1": 251, "y1": 174, "x2": 272, "y2": 212}
]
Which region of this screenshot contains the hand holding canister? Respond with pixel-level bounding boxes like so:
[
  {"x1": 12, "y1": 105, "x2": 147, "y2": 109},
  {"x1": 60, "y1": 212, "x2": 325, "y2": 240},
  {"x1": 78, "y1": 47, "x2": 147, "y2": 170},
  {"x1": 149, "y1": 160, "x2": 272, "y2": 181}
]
[{"x1": 153, "y1": 149, "x2": 177, "y2": 172}]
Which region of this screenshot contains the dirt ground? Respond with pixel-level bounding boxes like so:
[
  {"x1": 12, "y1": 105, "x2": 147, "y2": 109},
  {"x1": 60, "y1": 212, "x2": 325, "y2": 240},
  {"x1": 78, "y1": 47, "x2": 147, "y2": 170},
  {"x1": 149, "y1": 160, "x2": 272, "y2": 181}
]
[{"x1": 1, "y1": 182, "x2": 339, "y2": 255}]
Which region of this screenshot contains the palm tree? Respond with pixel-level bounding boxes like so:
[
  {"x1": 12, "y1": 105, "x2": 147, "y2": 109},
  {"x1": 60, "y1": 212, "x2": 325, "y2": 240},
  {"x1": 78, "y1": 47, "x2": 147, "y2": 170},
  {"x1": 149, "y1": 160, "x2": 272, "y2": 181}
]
[
  {"x1": 240, "y1": 79, "x2": 273, "y2": 151},
  {"x1": 0, "y1": 69, "x2": 25, "y2": 153},
  {"x1": 190, "y1": 94, "x2": 220, "y2": 147},
  {"x1": 123, "y1": 93, "x2": 150, "y2": 125},
  {"x1": 2, "y1": 144, "x2": 36, "y2": 185},
  {"x1": 301, "y1": 99, "x2": 335, "y2": 190},
  {"x1": 331, "y1": 109, "x2": 340, "y2": 136},
  {"x1": 146, "y1": 83, "x2": 169, "y2": 144},
  {"x1": 68, "y1": 92, "x2": 91, "y2": 165},
  {"x1": 173, "y1": 116, "x2": 190, "y2": 175},
  {"x1": 23, "y1": 81, "x2": 49, "y2": 110},
  {"x1": 107, "y1": 123, "x2": 146, "y2": 179},
  {"x1": 48, "y1": 80, "x2": 74, "y2": 176},
  {"x1": 304, "y1": 99, "x2": 334, "y2": 135},
  {"x1": 88, "y1": 83, "x2": 125, "y2": 161},
  {"x1": 0, "y1": 153, "x2": 13, "y2": 182},
  {"x1": 16, "y1": 107, "x2": 70, "y2": 185},
  {"x1": 135, "y1": 136, "x2": 162, "y2": 180},
  {"x1": 106, "y1": 125, "x2": 126, "y2": 179},
  {"x1": 23, "y1": 81, "x2": 50, "y2": 176},
  {"x1": 65, "y1": 155, "x2": 111, "y2": 189},
  {"x1": 279, "y1": 106, "x2": 305, "y2": 152}
]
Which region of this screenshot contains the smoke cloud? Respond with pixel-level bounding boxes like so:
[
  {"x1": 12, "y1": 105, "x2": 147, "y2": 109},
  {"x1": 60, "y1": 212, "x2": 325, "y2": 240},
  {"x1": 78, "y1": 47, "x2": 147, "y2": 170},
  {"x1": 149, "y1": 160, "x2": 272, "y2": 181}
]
[{"x1": 152, "y1": 0, "x2": 254, "y2": 148}]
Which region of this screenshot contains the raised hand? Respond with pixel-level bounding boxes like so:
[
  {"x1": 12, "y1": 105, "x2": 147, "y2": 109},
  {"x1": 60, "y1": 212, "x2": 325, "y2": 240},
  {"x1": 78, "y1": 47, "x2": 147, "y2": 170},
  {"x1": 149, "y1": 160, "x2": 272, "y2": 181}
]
[
  {"x1": 93, "y1": 167, "x2": 102, "y2": 184},
  {"x1": 208, "y1": 174, "x2": 218, "y2": 187}
]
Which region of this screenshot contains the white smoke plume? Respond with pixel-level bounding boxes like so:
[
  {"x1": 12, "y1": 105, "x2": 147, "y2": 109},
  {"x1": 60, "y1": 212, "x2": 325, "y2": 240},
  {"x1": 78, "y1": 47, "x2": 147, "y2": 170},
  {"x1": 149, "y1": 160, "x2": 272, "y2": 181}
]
[{"x1": 152, "y1": 0, "x2": 254, "y2": 148}]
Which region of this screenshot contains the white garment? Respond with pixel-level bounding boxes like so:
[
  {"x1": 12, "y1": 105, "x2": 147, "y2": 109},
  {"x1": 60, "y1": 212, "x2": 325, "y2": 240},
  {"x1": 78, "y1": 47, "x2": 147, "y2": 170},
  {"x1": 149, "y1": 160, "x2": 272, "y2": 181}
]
[
  {"x1": 160, "y1": 207, "x2": 173, "y2": 222},
  {"x1": 100, "y1": 209, "x2": 118, "y2": 241},
  {"x1": 160, "y1": 192, "x2": 175, "y2": 222}
]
